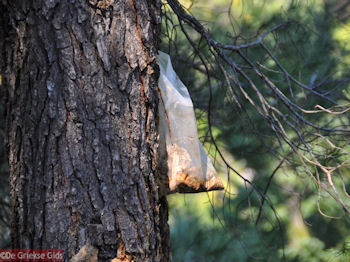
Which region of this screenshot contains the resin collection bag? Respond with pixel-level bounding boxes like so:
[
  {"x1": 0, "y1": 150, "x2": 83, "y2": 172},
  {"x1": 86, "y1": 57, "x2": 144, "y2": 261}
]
[{"x1": 157, "y1": 51, "x2": 224, "y2": 193}]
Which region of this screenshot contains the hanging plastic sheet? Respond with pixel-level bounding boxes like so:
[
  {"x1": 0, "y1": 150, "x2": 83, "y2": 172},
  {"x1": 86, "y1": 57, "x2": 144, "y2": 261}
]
[{"x1": 157, "y1": 51, "x2": 224, "y2": 193}]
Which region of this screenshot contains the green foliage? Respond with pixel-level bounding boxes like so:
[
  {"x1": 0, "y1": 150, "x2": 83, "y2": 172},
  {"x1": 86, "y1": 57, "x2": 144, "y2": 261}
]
[{"x1": 162, "y1": 0, "x2": 350, "y2": 261}]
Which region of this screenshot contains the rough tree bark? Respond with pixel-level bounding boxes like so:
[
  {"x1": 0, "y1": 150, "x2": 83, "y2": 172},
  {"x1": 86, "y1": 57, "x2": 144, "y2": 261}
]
[{"x1": 0, "y1": 0, "x2": 170, "y2": 261}]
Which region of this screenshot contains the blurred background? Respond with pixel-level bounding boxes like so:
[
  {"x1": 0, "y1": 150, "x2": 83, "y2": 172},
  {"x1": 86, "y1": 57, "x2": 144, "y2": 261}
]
[
  {"x1": 1, "y1": 0, "x2": 350, "y2": 261},
  {"x1": 0, "y1": 102, "x2": 10, "y2": 247},
  {"x1": 161, "y1": 0, "x2": 350, "y2": 261}
]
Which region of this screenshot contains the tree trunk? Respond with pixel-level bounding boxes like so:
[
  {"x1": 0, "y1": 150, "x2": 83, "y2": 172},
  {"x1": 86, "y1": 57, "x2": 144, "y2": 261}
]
[{"x1": 0, "y1": 0, "x2": 170, "y2": 261}]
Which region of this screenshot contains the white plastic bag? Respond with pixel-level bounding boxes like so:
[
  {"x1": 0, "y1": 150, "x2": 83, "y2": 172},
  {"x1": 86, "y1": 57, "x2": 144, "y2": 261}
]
[{"x1": 157, "y1": 51, "x2": 224, "y2": 193}]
